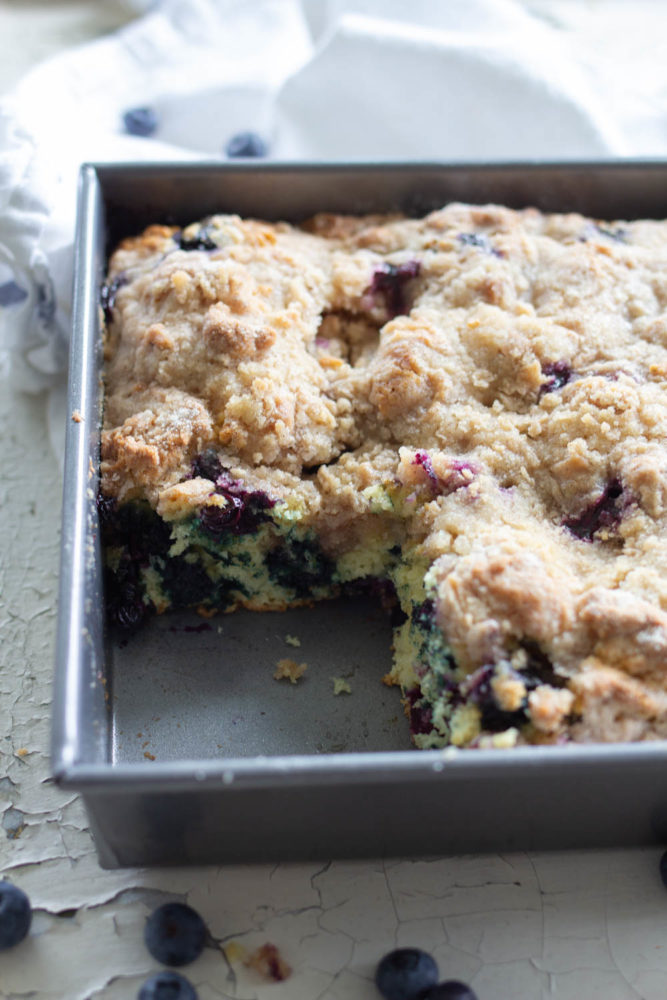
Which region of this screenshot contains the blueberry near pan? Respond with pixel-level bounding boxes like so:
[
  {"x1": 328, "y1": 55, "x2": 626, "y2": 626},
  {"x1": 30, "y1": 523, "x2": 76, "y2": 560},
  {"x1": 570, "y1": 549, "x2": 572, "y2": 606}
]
[{"x1": 53, "y1": 161, "x2": 667, "y2": 868}]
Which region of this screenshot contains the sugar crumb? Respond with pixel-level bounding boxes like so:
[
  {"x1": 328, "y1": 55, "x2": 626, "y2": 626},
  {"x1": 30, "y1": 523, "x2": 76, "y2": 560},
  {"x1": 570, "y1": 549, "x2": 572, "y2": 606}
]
[
  {"x1": 285, "y1": 634, "x2": 301, "y2": 647},
  {"x1": 332, "y1": 677, "x2": 352, "y2": 695}
]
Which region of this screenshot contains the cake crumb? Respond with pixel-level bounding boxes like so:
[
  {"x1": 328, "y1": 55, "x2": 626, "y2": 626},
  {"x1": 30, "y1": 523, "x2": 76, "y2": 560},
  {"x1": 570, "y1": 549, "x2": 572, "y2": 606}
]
[
  {"x1": 223, "y1": 940, "x2": 247, "y2": 964},
  {"x1": 245, "y1": 942, "x2": 292, "y2": 982},
  {"x1": 285, "y1": 634, "x2": 301, "y2": 647},
  {"x1": 332, "y1": 676, "x2": 352, "y2": 695},
  {"x1": 274, "y1": 658, "x2": 307, "y2": 683},
  {"x1": 143, "y1": 751, "x2": 156, "y2": 760},
  {"x1": 71, "y1": 409, "x2": 82, "y2": 423},
  {"x1": 15, "y1": 748, "x2": 28, "y2": 757}
]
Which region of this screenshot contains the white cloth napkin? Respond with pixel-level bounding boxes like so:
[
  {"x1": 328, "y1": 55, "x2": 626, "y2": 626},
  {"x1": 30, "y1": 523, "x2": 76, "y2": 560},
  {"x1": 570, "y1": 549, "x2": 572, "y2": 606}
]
[{"x1": 0, "y1": 0, "x2": 656, "y2": 414}]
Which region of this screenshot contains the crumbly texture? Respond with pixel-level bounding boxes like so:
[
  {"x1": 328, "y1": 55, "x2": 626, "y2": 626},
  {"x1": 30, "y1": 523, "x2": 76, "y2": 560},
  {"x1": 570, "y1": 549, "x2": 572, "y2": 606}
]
[
  {"x1": 274, "y1": 658, "x2": 308, "y2": 684},
  {"x1": 100, "y1": 204, "x2": 667, "y2": 747}
]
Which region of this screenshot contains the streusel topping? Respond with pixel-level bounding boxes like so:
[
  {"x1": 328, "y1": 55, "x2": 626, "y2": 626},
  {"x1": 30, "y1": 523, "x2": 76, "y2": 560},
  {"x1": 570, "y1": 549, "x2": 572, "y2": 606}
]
[{"x1": 101, "y1": 204, "x2": 667, "y2": 743}]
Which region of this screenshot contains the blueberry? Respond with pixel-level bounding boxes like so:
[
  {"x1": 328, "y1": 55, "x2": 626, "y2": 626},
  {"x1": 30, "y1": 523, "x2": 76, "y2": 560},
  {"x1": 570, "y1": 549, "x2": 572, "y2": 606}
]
[
  {"x1": 123, "y1": 107, "x2": 159, "y2": 137},
  {"x1": 197, "y1": 476, "x2": 275, "y2": 538},
  {"x1": 191, "y1": 450, "x2": 224, "y2": 482},
  {"x1": 540, "y1": 360, "x2": 572, "y2": 395},
  {"x1": 144, "y1": 902, "x2": 206, "y2": 967},
  {"x1": 370, "y1": 260, "x2": 421, "y2": 317},
  {"x1": 375, "y1": 948, "x2": 438, "y2": 1000},
  {"x1": 115, "y1": 596, "x2": 148, "y2": 631},
  {"x1": 563, "y1": 478, "x2": 626, "y2": 541},
  {"x1": 199, "y1": 494, "x2": 244, "y2": 534},
  {"x1": 0, "y1": 280, "x2": 29, "y2": 307},
  {"x1": 177, "y1": 225, "x2": 219, "y2": 252},
  {"x1": 225, "y1": 131, "x2": 268, "y2": 158},
  {"x1": 419, "y1": 982, "x2": 478, "y2": 1000},
  {"x1": 464, "y1": 663, "x2": 528, "y2": 732},
  {"x1": 660, "y1": 850, "x2": 667, "y2": 888},
  {"x1": 138, "y1": 971, "x2": 197, "y2": 1000},
  {"x1": 100, "y1": 273, "x2": 129, "y2": 325},
  {"x1": 0, "y1": 881, "x2": 32, "y2": 950},
  {"x1": 405, "y1": 688, "x2": 434, "y2": 736}
]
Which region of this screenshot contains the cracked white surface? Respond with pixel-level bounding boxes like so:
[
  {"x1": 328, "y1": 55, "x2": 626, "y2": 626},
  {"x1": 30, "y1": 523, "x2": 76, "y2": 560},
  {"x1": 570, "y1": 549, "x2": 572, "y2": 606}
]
[{"x1": 1, "y1": 360, "x2": 667, "y2": 1000}]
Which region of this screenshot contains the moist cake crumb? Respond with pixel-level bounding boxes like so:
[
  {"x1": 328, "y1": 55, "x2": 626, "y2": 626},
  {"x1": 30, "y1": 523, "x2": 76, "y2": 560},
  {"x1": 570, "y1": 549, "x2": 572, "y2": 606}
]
[
  {"x1": 274, "y1": 658, "x2": 308, "y2": 684},
  {"x1": 100, "y1": 203, "x2": 667, "y2": 748}
]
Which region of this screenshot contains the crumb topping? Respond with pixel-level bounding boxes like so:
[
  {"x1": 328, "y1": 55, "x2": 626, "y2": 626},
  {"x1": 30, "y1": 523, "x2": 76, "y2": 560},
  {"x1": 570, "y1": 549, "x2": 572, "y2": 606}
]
[{"x1": 101, "y1": 204, "x2": 667, "y2": 745}]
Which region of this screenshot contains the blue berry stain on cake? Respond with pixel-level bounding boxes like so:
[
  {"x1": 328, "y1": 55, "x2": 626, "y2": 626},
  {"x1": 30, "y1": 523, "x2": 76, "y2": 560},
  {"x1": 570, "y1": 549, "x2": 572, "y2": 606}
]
[{"x1": 369, "y1": 260, "x2": 421, "y2": 317}]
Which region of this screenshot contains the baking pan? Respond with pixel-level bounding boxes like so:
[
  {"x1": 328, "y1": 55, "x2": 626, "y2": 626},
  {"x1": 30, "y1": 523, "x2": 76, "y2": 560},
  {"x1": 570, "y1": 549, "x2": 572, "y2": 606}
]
[{"x1": 53, "y1": 162, "x2": 667, "y2": 868}]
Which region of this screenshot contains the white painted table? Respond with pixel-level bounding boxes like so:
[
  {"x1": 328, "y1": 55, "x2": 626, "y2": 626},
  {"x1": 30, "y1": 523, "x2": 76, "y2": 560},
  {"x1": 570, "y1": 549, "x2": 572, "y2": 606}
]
[{"x1": 1, "y1": 3, "x2": 667, "y2": 998}]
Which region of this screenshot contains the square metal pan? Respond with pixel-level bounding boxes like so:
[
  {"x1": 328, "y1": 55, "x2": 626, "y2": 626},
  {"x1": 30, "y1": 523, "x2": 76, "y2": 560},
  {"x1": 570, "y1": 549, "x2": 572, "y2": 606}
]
[{"x1": 53, "y1": 161, "x2": 667, "y2": 868}]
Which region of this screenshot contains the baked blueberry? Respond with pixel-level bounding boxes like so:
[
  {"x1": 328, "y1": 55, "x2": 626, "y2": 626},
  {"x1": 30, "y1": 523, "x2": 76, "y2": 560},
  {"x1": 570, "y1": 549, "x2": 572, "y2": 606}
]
[
  {"x1": 191, "y1": 450, "x2": 224, "y2": 482},
  {"x1": 405, "y1": 688, "x2": 434, "y2": 736},
  {"x1": 465, "y1": 664, "x2": 527, "y2": 732},
  {"x1": 563, "y1": 478, "x2": 625, "y2": 541},
  {"x1": 100, "y1": 273, "x2": 129, "y2": 325},
  {"x1": 370, "y1": 260, "x2": 421, "y2": 317},
  {"x1": 123, "y1": 107, "x2": 159, "y2": 137},
  {"x1": 540, "y1": 360, "x2": 572, "y2": 395},
  {"x1": 419, "y1": 982, "x2": 478, "y2": 1000},
  {"x1": 177, "y1": 224, "x2": 219, "y2": 252},
  {"x1": 225, "y1": 131, "x2": 268, "y2": 158},
  {"x1": 138, "y1": 971, "x2": 197, "y2": 999},
  {"x1": 199, "y1": 495, "x2": 244, "y2": 534},
  {"x1": 375, "y1": 948, "x2": 438, "y2": 1000},
  {"x1": 144, "y1": 902, "x2": 206, "y2": 967},
  {"x1": 0, "y1": 881, "x2": 32, "y2": 950}
]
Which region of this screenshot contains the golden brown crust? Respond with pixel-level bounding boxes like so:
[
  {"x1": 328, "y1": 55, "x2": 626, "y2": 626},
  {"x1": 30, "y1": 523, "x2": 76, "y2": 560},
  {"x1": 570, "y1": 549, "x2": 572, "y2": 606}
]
[{"x1": 101, "y1": 204, "x2": 667, "y2": 744}]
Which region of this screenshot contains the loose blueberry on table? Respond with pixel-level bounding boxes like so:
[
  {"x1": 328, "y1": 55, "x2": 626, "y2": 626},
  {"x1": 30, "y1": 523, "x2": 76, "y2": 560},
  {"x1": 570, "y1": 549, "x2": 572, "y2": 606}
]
[
  {"x1": 225, "y1": 131, "x2": 268, "y2": 157},
  {"x1": 0, "y1": 280, "x2": 29, "y2": 307},
  {"x1": 144, "y1": 902, "x2": 206, "y2": 967},
  {"x1": 122, "y1": 107, "x2": 160, "y2": 137},
  {"x1": 138, "y1": 970, "x2": 197, "y2": 1000},
  {"x1": 375, "y1": 948, "x2": 439, "y2": 999},
  {"x1": 420, "y1": 981, "x2": 479, "y2": 999},
  {"x1": 0, "y1": 880, "x2": 32, "y2": 950}
]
